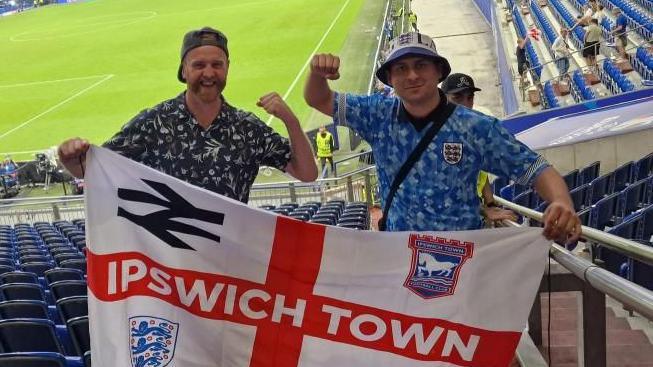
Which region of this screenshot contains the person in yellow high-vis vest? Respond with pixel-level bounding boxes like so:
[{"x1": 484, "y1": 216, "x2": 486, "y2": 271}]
[
  {"x1": 315, "y1": 126, "x2": 335, "y2": 177},
  {"x1": 408, "y1": 12, "x2": 418, "y2": 32}
]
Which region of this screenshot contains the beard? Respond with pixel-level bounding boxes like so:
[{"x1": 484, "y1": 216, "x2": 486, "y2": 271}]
[{"x1": 189, "y1": 78, "x2": 226, "y2": 103}]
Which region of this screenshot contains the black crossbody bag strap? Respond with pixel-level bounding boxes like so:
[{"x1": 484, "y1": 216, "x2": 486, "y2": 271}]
[{"x1": 378, "y1": 102, "x2": 457, "y2": 231}]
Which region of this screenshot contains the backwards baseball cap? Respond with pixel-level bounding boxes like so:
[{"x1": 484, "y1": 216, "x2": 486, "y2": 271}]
[
  {"x1": 375, "y1": 32, "x2": 451, "y2": 86},
  {"x1": 177, "y1": 27, "x2": 229, "y2": 83},
  {"x1": 441, "y1": 73, "x2": 482, "y2": 94}
]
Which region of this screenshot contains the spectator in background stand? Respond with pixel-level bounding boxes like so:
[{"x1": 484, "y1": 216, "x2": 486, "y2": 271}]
[
  {"x1": 385, "y1": 21, "x2": 395, "y2": 41},
  {"x1": 552, "y1": 28, "x2": 572, "y2": 81},
  {"x1": 593, "y1": 4, "x2": 606, "y2": 23},
  {"x1": 408, "y1": 11, "x2": 418, "y2": 32},
  {"x1": 611, "y1": 8, "x2": 629, "y2": 60},
  {"x1": 441, "y1": 73, "x2": 518, "y2": 224},
  {"x1": 571, "y1": 4, "x2": 594, "y2": 29},
  {"x1": 516, "y1": 36, "x2": 531, "y2": 83},
  {"x1": 583, "y1": 19, "x2": 602, "y2": 73},
  {"x1": 315, "y1": 126, "x2": 335, "y2": 178},
  {"x1": 2, "y1": 156, "x2": 17, "y2": 176}
]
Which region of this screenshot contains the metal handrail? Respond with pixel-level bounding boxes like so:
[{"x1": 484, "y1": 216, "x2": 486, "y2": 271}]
[
  {"x1": 494, "y1": 196, "x2": 653, "y2": 265},
  {"x1": 333, "y1": 150, "x2": 372, "y2": 165},
  {"x1": 503, "y1": 219, "x2": 653, "y2": 321},
  {"x1": 250, "y1": 165, "x2": 377, "y2": 189}
]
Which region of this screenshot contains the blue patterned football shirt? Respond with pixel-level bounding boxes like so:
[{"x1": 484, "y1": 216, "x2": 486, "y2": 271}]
[{"x1": 334, "y1": 92, "x2": 549, "y2": 231}]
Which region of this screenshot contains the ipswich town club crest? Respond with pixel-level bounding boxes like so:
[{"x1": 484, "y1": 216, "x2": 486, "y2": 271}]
[
  {"x1": 404, "y1": 234, "x2": 474, "y2": 299},
  {"x1": 129, "y1": 316, "x2": 179, "y2": 367},
  {"x1": 443, "y1": 142, "x2": 463, "y2": 164}
]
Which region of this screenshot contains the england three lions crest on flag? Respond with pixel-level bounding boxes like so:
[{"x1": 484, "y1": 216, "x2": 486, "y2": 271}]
[
  {"x1": 443, "y1": 142, "x2": 463, "y2": 164},
  {"x1": 129, "y1": 316, "x2": 179, "y2": 367},
  {"x1": 404, "y1": 234, "x2": 474, "y2": 299}
]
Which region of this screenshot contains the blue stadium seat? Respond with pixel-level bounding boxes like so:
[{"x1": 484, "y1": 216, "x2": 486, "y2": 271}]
[
  {"x1": 279, "y1": 203, "x2": 299, "y2": 211},
  {"x1": 589, "y1": 192, "x2": 620, "y2": 230},
  {"x1": 543, "y1": 82, "x2": 560, "y2": 109},
  {"x1": 0, "y1": 352, "x2": 68, "y2": 367},
  {"x1": 588, "y1": 173, "x2": 613, "y2": 204},
  {"x1": 84, "y1": 351, "x2": 91, "y2": 367},
  {"x1": 49, "y1": 281, "x2": 87, "y2": 303},
  {"x1": 21, "y1": 262, "x2": 53, "y2": 277},
  {"x1": 630, "y1": 258, "x2": 653, "y2": 290},
  {"x1": 513, "y1": 190, "x2": 535, "y2": 209},
  {"x1": 60, "y1": 260, "x2": 87, "y2": 275},
  {"x1": 634, "y1": 152, "x2": 653, "y2": 180},
  {"x1": 611, "y1": 161, "x2": 634, "y2": 192},
  {"x1": 0, "y1": 300, "x2": 49, "y2": 320},
  {"x1": 616, "y1": 177, "x2": 650, "y2": 220},
  {"x1": 311, "y1": 218, "x2": 336, "y2": 226},
  {"x1": 0, "y1": 283, "x2": 45, "y2": 302},
  {"x1": 271, "y1": 208, "x2": 291, "y2": 216},
  {"x1": 0, "y1": 272, "x2": 38, "y2": 285},
  {"x1": 289, "y1": 213, "x2": 310, "y2": 222},
  {"x1": 53, "y1": 254, "x2": 85, "y2": 267},
  {"x1": 570, "y1": 184, "x2": 590, "y2": 211},
  {"x1": 0, "y1": 319, "x2": 65, "y2": 353},
  {"x1": 578, "y1": 207, "x2": 591, "y2": 226},
  {"x1": 67, "y1": 316, "x2": 90, "y2": 357},
  {"x1": 637, "y1": 204, "x2": 653, "y2": 244},
  {"x1": 578, "y1": 161, "x2": 600, "y2": 185},
  {"x1": 0, "y1": 265, "x2": 14, "y2": 275},
  {"x1": 563, "y1": 169, "x2": 579, "y2": 190},
  {"x1": 56, "y1": 296, "x2": 88, "y2": 324},
  {"x1": 491, "y1": 176, "x2": 508, "y2": 195}
]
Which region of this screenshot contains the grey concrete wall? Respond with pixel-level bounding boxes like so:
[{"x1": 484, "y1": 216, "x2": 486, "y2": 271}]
[{"x1": 538, "y1": 128, "x2": 653, "y2": 174}]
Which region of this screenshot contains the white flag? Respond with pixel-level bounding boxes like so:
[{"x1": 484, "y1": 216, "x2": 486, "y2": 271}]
[{"x1": 85, "y1": 146, "x2": 550, "y2": 367}]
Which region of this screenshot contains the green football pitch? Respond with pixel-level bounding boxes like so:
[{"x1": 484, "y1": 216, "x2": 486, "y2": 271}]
[{"x1": 0, "y1": 0, "x2": 383, "y2": 161}]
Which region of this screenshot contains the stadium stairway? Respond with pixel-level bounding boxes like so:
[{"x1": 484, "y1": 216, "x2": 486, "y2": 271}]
[{"x1": 539, "y1": 291, "x2": 653, "y2": 366}]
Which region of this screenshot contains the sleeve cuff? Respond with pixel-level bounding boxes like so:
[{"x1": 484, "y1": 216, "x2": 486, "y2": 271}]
[
  {"x1": 515, "y1": 156, "x2": 550, "y2": 186},
  {"x1": 334, "y1": 92, "x2": 347, "y2": 127}
]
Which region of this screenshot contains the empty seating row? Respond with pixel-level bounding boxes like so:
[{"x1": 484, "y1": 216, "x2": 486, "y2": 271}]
[
  {"x1": 602, "y1": 59, "x2": 636, "y2": 93},
  {"x1": 571, "y1": 70, "x2": 598, "y2": 101},
  {"x1": 633, "y1": 47, "x2": 653, "y2": 80},
  {"x1": 543, "y1": 81, "x2": 561, "y2": 108},
  {"x1": 0, "y1": 316, "x2": 89, "y2": 359},
  {"x1": 261, "y1": 200, "x2": 370, "y2": 230}
]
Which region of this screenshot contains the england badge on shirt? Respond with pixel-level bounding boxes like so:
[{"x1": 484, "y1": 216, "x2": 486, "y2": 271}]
[{"x1": 443, "y1": 142, "x2": 463, "y2": 164}]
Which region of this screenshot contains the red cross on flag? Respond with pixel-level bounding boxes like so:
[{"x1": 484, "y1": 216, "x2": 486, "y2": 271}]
[
  {"x1": 529, "y1": 27, "x2": 541, "y2": 41},
  {"x1": 85, "y1": 147, "x2": 550, "y2": 367}
]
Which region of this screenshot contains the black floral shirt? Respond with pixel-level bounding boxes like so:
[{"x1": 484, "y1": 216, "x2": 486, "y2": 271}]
[{"x1": 103, "y1": 92, "x2": 291, "y2": 203}]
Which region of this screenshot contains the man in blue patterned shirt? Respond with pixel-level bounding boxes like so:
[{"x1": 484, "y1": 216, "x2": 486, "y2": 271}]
[
  {"x1": 58, "y1": 27, "x2": 317, "y2": 203},
  {"x1": 305, "y1": 32, "x2": 580, "y2": 242}
]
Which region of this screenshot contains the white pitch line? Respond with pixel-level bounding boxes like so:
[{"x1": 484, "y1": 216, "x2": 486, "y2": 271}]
[
  {"x1": 266, "y1": 0, "x2": 352, "y2": 125},
  {"x1": 0, "y1": 74, "x2": 109, "y2": 89},
  {"x1": 0, "y1": 74, "x2": 114, "y2": 141},
  {"x1": 0, "y1": 149, "x2": 47, "y2": 156}
]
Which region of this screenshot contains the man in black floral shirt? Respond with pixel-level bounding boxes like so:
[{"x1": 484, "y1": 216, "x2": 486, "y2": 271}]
[{"x1": 58, "y1": 27, "x2": 317, "y2": 203}]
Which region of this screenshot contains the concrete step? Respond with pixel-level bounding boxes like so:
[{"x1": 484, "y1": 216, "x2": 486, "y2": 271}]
[
  {"x1": 541, "y1": 344, "x2": 653, "y2": 366},
  {"x1": 541, "y1": 312, "x2": 631, "y2": 331},
  {"x1": 541, "y1": 329, "x2": 650, "y2": 347}
]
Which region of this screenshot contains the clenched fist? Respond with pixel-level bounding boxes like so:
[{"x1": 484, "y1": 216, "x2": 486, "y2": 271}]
[
  {"x1": 58, "y1": 138, "x2": 90, "y2": 178},
  {"x1": 257, "y1": 92, "x2": 297, "y2": 124},
  {"x1": 310, "y1": 54, "x2": 340, "y2": 80}
]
